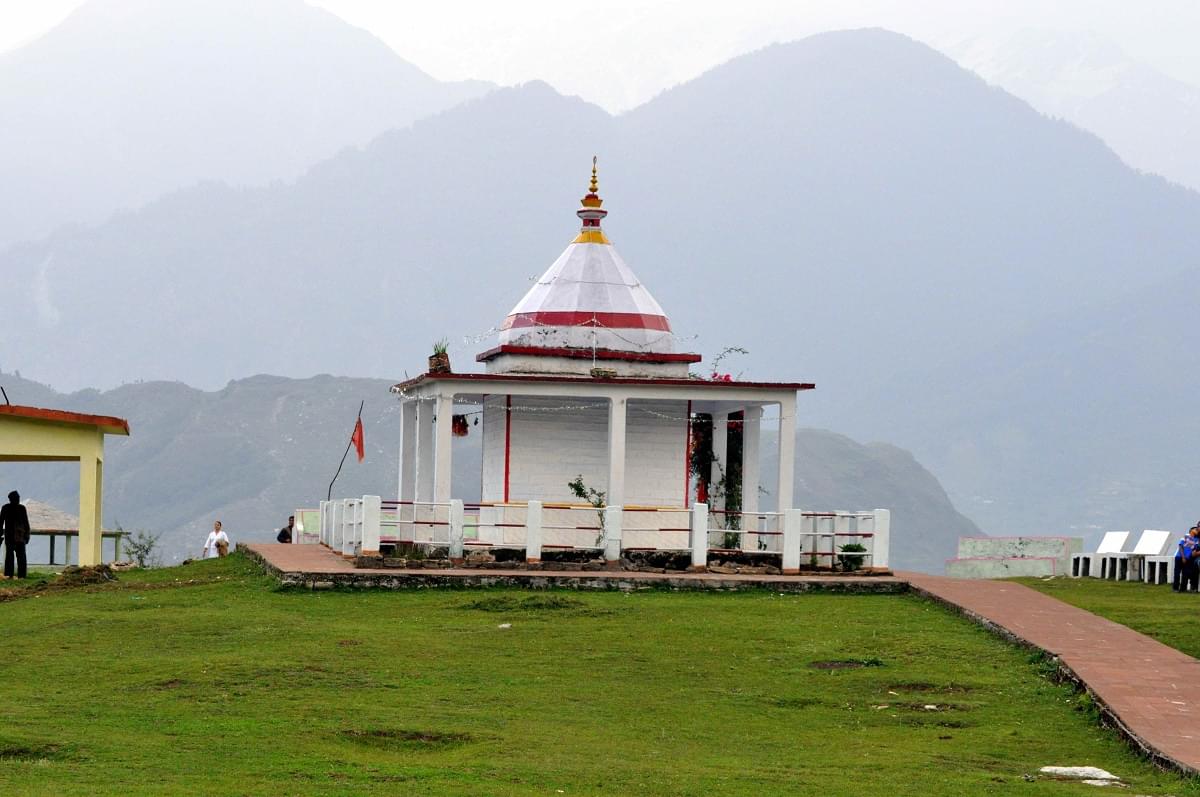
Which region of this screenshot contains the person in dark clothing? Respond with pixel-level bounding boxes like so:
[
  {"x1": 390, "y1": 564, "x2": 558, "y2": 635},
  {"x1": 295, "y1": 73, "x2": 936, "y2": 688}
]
[
  {"x1": 1, "y1": 490, "x2": 30, "y2": 580},
  {"x1": 1185, "y1": 527, "x2": 1200, "y2": 594},
  {"x1": 1173, "y1": 528, "x2": 1194, "y2": 591},
  {"x1": 276, "y1": 515, "x2": 295, "y2": 544}
]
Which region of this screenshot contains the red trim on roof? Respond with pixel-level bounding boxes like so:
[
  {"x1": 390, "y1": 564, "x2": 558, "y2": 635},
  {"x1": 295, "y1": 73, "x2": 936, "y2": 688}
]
[
  {"x1": 393, "y1": 372, "x2": 814, "y2": 393},
  {"x1": 0, "y1": 405, "x2": 130, "y2": 435},
  {"x1": 476, "y1": 345, "x2": 702, "y2": 365},
  {"x1": 501, "y1": 311, "x2": 671, "y2": 332}
]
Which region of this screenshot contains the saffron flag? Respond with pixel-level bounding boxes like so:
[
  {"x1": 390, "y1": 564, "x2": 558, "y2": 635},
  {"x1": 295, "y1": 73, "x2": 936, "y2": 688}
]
[{"x1": 351, "y1": 417, "x2": 365, "y2": 462}]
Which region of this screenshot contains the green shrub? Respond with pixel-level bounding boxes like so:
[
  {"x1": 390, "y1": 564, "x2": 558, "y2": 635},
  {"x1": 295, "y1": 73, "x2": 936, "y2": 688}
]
[{"x1": 837, "y1": 542, "x2": 867, "y2": 572}]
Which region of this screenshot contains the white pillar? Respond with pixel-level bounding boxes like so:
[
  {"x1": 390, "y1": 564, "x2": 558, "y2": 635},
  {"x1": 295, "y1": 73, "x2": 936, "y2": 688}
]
[
  {"x1": 776, "y1": 397, "x2": 796, "y2": 513},
  {"x1": 872, "y1": 509, "x2": 891, "y2": 570},
  {"x1": 690, "y1": 502, "x2": 709, "y2": 570},
  {"x1": 448, "y1": 499, "x2": 465, "y2": 562},
  {"x1": 782, "y1": 508, "x2": 804, "y2": 574},
  {"x1": 607, "y1": 396, "x2": 628, "y2": 508},
  {"x1": 362, "y1": 495, "x2": 381, "y2": 556},
  {"x1": 433, "y1": 393, "x2": 454, "y2": 505},
  {"x1": 603, "y1": 505, "x2": 623, "y2": 565},
  {"x1": 710, "y1": 412, "x2": 729, "y2": 515},
  {"x1": 525, "y1": 500, "x2": 543, "y2": 563},
  {"x1": 741, "y1": 407, "x2": 761, "y2": 551},
  {"x1": 398, "y1": 400, "x2": 416, "y2": 503},
  {"x1": 414, "y1": 399, "x2": 434, "y2": 503}
]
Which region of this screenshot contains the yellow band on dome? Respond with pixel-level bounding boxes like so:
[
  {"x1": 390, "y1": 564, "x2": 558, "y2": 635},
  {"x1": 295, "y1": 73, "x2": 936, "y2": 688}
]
[{"x1": 572, "y1": 230, "x2": 611, "y2": 244}]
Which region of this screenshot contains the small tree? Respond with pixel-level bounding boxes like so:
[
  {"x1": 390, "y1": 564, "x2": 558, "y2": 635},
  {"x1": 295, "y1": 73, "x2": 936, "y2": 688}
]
[
  {"x1": 567, "y1": 475, "x2": 606, "y2": 546},
  {"x1": 122, "y1": 527, "x2": 162, "y2": 568}
]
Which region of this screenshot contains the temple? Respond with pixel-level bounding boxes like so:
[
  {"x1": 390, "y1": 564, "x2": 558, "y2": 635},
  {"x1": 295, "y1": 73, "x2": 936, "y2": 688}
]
[{"x1": 320, "y1": 161, "x2": 890, "y2": 573}]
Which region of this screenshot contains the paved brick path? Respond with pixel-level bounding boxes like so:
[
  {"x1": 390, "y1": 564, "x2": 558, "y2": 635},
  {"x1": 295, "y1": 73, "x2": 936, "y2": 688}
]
[{"x1": 905, "y1": 572, "x2": 1200, "y2": 775}]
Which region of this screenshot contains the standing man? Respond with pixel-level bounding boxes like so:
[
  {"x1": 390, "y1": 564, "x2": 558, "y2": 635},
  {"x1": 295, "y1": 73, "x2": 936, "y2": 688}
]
[
  {"x1": 1, "y1": 491, "x2": 30, "y2": 580},
  {"x1": 1173, "y1": 528, "x2": 1194, "y2": 592},
  {"x1": 1186, "y1": 527, "x2": 1200, "y2": 594},
  {"x1": 276, "y1": 515, "x2": 295, "y2": 544}
]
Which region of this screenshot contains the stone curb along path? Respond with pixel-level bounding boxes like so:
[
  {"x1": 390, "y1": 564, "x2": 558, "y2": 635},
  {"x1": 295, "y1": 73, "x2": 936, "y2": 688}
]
[
  {"x1": 902, "y1": 572, "x2": 1200, "y2": 777},
  {"x1": 241, "y1": 544, "x2": 1199, "y2": 776}
]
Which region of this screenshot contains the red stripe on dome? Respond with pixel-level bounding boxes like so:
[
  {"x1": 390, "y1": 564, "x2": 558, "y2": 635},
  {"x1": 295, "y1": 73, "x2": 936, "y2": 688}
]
[{"x1": 502, "y1": 311, "x2": 671, "y2": 332}]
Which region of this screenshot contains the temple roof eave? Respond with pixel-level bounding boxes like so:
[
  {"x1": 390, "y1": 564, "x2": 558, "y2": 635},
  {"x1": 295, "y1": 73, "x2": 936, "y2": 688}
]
[{"x1": 391, "y1": 371, "x2": 814, "y2": 397}]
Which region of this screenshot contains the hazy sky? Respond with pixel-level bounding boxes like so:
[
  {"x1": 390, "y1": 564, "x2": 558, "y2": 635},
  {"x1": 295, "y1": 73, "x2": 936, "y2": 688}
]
[{"x1": 2, "y1": 0, "x2": 1200, "y2": 110}]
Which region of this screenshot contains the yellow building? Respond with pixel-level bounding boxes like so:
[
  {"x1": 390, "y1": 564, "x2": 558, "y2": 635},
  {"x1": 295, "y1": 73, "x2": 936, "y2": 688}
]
[{"x1": 0, "y1": 404, "x2": 130, "y2": 566}]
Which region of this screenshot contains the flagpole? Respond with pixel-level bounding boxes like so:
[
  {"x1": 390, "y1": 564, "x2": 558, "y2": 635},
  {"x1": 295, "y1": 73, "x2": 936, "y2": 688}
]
[{"x1": 327, "y1": 400, "x2": 365, "y2": 501}]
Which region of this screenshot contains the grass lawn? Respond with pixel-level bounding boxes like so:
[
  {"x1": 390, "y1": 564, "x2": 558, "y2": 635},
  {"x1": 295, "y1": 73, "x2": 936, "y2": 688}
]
[
  {"x1": 1015, "y1": 575, "x2": 1200, "y2": 659},
  {"x1": 0, "y1": 556, "x2": 1195, "y2": 796}
]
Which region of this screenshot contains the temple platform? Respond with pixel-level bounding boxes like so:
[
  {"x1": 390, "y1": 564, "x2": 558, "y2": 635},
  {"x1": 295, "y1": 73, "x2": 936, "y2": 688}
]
[{"x1": 241, "y1": 543, "x2": 906, "y2": 593}]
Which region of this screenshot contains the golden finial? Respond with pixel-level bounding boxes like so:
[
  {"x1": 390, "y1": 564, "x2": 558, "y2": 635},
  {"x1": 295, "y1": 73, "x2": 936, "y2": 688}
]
[{"x1": 589, "y1": 155, "x2": 599, "y2": 194}]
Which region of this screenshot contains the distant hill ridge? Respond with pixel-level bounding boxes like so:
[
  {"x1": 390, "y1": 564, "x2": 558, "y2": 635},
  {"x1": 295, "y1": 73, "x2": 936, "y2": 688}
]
[
  {"x1": 0, "y1": 0, "x2": 494, "y2": 248},
  {"x1": 0, "y1": 372, "x2": 979, "y2": 573}
]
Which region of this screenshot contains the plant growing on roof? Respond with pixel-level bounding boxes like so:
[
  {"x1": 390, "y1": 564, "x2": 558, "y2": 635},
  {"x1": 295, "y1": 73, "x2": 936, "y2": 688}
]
[
  {"x1": 710, "y1": 346, "x2": 749, "y2": 381},
  {"x1": 428, "y1": 338, "x2": 452, "y2": 374},
  {"x1": 567, "y1": 475, "x2": 606, "y2": 546}
]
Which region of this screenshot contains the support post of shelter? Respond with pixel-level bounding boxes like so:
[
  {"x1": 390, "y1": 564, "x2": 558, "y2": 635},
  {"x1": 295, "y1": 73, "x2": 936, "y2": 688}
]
[
  {"x1": 710, "y1": 412, "x2": 729, "y2": 516},
  {"x1": 414, "y1": 399, "x2": 434, "y2": 503},
  {"x1": 398, "y1": 400, "x2": 416, "y2": 508},
  {"x1": 78, "y1": 455, "x2": 103, "y2": 566},
  {"x1": 433, "y1": 394, "x2": 454, "y2": 505},
  {"x1": 776, "y1": 398, "x2": 796, "y2": 514},
  {"x1": 606, "y1": 396, "x2": 627, "y2": 508},
  {"x1": 525, "y1": 500, "x2": 543, "y2": 564},
  {"x1": 741, "y1": 407, "x2": 761, "y2": 551}
]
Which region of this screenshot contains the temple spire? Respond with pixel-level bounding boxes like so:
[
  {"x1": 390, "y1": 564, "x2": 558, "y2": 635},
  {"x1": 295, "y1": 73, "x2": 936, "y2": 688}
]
[{"x1": 574, "y1": 156, "x2": 610, "y2": 244}]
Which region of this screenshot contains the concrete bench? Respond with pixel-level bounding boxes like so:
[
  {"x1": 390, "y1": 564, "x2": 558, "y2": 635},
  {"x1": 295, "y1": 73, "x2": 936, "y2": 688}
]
[
  {"x1": 1101, "y1": 530, "x2": 1172, "y2": 582},
  {"x1": 1071, "y1": 531, "x2": 1129, "y2": 578}
]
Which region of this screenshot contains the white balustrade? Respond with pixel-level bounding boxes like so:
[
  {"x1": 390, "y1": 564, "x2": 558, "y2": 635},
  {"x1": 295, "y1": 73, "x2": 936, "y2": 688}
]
[{"x1": 320, "y1": 493, "x2": 891, "y2": 572}]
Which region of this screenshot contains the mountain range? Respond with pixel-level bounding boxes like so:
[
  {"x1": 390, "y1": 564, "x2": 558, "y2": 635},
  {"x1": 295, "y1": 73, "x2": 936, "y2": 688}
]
[
  {"x1": 0, "y1": 372, "x2": 978, "y2": 573},
  {"x1": 4, "y1": 21, "x2": 1199, "y2": 552},
  {"x1": 0, "y1": 0, "x2": 493, "y2": 249},
  {"x1": 952, "y1": 29, "x2": 1200, "y2": 192}
]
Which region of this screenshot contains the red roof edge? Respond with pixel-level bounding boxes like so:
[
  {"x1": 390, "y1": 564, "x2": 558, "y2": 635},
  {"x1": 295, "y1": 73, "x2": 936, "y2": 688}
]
[
  {"x1": 0, "y1": 404, "x2": 130, "y2": 435},
  {"x1": 476, "y1": 344, "x2": 703, "y2": 365}
]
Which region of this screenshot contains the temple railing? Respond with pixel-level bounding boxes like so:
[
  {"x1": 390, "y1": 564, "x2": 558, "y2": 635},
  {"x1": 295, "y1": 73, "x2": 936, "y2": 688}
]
[{"x1": 317, "y1": 497, "x2": 890, "y2": 571}]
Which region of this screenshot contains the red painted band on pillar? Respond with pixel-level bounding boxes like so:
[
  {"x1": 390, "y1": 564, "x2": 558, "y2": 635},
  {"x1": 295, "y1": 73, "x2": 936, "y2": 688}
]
[
  {"x1": 503, "y1": 395, "x2": 512, "y2": 503},
  {"x1": 684, "y1": 400, "x2": 692, "y2": 509}
]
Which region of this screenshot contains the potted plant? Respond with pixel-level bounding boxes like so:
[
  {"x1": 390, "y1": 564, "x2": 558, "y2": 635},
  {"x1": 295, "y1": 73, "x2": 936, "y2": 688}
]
[{"x1": 429, "y1": 339, "x2": 451, "y2": 374}]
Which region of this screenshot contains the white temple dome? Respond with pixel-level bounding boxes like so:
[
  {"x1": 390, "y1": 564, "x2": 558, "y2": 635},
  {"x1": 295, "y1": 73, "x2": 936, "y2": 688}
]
[{"x1": 497, "y1": 159, "x2": 675, "y2": 355}]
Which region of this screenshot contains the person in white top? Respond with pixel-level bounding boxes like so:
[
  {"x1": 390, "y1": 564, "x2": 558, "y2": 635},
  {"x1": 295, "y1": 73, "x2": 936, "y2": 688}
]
[{"x1": 202, "y1": 520, "x2": 230, "y2": 559}]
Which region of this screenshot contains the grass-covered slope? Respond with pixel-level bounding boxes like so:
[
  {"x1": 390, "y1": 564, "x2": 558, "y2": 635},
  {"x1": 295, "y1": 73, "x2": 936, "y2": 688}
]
[
  {"x1": 0, "y1": 558, "x2": 1194, "y2": 796},
  {"x1": 1016, "y1": 577, "x2": 1200, "y2": 660}
]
